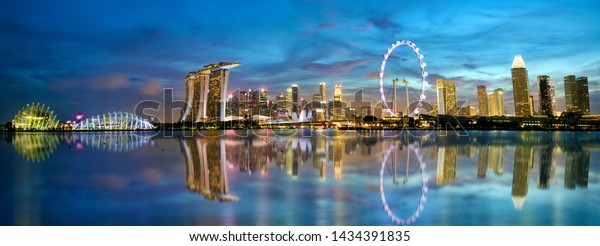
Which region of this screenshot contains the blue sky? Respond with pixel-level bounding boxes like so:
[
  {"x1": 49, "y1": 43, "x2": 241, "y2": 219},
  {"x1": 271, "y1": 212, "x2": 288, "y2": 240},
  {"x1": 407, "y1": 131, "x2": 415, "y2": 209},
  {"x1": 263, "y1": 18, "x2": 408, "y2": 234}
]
[{"x1": 1, "y1": 0, "x2": 599, "y2": 121}]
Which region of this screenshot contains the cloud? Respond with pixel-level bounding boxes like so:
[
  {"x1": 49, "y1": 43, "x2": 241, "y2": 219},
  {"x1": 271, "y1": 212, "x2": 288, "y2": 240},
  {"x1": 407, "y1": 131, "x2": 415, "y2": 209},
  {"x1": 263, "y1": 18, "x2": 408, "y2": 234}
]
[
  {"x1": 463, "y1": 63, "x2": 479, "y2": 70},
  {"x1": 365, "y1": 71, "x2": 379, "y2": 79},
  {"x1": 318, "y1": 22, "x2": 336, "y2": 29},
  {"x1": 301, "y1": 59, "x2": 370, "y2": 75},
  {"x1": 88, "y1": 75, "x2": 129, "y2": 90},
  {"x1": 139, "y1": 80, "x2": 163, "y2": 95}
]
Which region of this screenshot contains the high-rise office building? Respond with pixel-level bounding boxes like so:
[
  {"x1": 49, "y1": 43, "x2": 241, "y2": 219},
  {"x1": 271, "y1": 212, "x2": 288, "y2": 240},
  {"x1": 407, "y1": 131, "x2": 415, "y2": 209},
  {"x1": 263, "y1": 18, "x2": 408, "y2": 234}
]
[
  {"x1": 550, "y1": 80, "x2": 557, "y2": 113},
  {"x1": 537, "y1": 75, "x2": 553, "y2": 116},
  {"x1": 477, "y1": 85, "x2": 489, "y2": 116},
  {"x1": 564, "y1": 75, "x2": 578, "y2": 113},
  {"x1": 180, "y1": 62, "x2": 240, "y2": 122},
  {"x1": 436, "y1": 78, "x2": 458, "y2": 115},
  {"x1": 577, "y1": 77, "x2": 590, "y2": 115},
  {"x1": 529, "y1": 95, "x2": 535, "y2": 115},
  {"x1": 290, "y1": 84, "x2": 298, "y2": 113},
  {"x1": 319, "y1": 82, "x2": 326, "y2": 100},
  {"x1": 487, "y1": 88, "x2": 505, "y2": 116},
  {"x1": 511, "y1": 55, "x2": 531, "y2": 116},
  {"x1": 564, "y1": 75, "x2": 590, "y2": 114},
  {"x1": 334, "y1": 84, "x2": 342, "y2": 102},
  {"x1": 285, "y1": 87, "x2": 293, "y2": 113}
]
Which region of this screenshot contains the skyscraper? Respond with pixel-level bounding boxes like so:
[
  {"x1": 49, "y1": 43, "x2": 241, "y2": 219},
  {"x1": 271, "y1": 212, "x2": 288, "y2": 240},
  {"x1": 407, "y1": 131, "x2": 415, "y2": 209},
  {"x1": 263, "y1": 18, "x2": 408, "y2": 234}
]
[
  {"x1": 436, "y1": 78, "x2": 457, "y2": 115},
  {"x1": 577, "y1": 77, "x2": 590, "y2": 115},
  {"x1": 487, "y1": 88, "x2": 505, "y2": 116},
  {"x1": 564, "y1": 75, "x2": 578, "y2": 113},
  {"x1": 334, "y1": 84, "x2": 342, "y2": 102},
  {"x1": 477, "y1": 85, "x2": 489, "y2": 116},
  {"x1": 511, "y1": 55, "x2": 531, "y2": 116},
  {"x1": 332, "y1": 84, "x2": 343, "y2": 120},
  {"x1": 550, "y1": 80, "x2": 557, "y2": 113},
  {"x1": 291, "y1": 84, "x2": 298, "y2": 113},
  {"x1": 537, "y1": 75, "x2": 553, "y2": 116},
  {"x1": 180, "y1": 62, "x2": 240, "y2": 122},
  {"x1": 285, "y1": 87, "x2": 293, "y2": 113},
  {"x1": 319, "y1": 82, "x2": 326, "y2": 100}
]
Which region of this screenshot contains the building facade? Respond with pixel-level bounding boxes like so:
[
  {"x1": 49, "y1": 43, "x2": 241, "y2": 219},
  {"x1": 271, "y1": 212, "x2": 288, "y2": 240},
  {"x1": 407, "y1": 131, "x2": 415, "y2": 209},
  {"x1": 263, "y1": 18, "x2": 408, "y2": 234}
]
[
  {"x1": 537, "y1": 75, "x2": 553, "y2": 116},
  {"x1": 436, "y1": 78, "x2": 458, "y2": 115},
  {"x1": 180, "y1": 62, "x2": 240, "y2": 122},
  {"x1": 511, "y1": 55, "x2": 532, "y2": 116},
  {"x1": 477, "y1": 85, "x2": 489, "y2": 116}
]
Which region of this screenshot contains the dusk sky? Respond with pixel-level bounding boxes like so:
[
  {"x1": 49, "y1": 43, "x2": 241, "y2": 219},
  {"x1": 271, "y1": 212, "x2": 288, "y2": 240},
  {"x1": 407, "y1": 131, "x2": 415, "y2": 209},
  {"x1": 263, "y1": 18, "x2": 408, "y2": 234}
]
[{"x1": 1, "y1": 0, "x2": 599, "y2": 122}]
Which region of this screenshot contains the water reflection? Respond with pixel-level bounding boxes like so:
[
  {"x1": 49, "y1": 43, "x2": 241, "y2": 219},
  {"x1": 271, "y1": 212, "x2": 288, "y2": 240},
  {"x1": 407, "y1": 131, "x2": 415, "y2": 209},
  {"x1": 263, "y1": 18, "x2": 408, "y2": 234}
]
[
  {"x1": 12, "y1": 133, "x2": 60, "y2": 162},
  {"x1": 11, "y1": 132, "x2": 154, "y2": 162},
  {"x1": 180, "y1": 137, "x2": 239, "y2": 202},
  {"x1": 3, "y1": 130, "x2": 599, "y2": 225}
]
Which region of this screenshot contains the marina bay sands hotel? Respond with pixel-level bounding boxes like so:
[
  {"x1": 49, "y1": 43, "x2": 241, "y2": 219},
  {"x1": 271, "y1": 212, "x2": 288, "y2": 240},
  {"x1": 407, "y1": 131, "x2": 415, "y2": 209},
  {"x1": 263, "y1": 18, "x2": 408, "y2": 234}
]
[{"x1": 180, "y1": 62, "x2": 240, "y2": 122}]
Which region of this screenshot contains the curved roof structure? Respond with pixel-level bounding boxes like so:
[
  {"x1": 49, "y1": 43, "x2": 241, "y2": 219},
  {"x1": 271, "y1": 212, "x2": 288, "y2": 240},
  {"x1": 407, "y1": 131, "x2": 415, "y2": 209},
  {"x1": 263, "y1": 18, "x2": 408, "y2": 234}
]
[
  {"x1": 73, "y1": 112, "x2": 155, "y2": 130},
  {"x1": 12, "y1": 103, "x2": 59, "y2": 131}
]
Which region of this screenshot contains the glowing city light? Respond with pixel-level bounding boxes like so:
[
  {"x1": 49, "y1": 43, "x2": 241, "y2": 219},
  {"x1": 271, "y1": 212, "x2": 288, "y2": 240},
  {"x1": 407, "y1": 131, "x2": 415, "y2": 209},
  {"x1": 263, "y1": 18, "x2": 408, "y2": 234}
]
[
  {"x1": 75, "y1": 113, "x2": 85, "y2": 121},
  {"x1": 379, "y1": 40, "x2": 428, "y2": 117}
]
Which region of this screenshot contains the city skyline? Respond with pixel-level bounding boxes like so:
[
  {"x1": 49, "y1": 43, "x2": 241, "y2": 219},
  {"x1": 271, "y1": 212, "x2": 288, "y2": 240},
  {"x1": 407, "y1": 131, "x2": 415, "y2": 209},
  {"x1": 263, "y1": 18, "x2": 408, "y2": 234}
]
[{"x1": 1, "y1": 1, "x2": 600, "y2": 121}]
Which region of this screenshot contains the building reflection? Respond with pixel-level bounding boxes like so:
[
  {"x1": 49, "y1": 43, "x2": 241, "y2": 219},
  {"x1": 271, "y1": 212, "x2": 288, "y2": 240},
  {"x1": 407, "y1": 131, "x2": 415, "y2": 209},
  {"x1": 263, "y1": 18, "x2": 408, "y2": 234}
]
[
  {"x1": 12, "y1": 133, "x2": 60, "y2": 162},
  {"x1": 512, "y1": 145, "x2": 533, "y2": 210},
  {"x1": 538, "y1": 145, "x2": 553, "y2": 189},
  {"x1": 180, "y1": 137, "x2": 239, "y2": 202},
  {"x1": 564, "y1": 145, "x2": 589, "y2": 189},
  {"x1": 477, "y1": 145, "x2": 505, "y2": 178},
  {"x1": 68, "y1": 131, "x2": 154, "y2": 152},
  {"x1": 436, "y1": 146, "x2": 457, "y2": 185}
]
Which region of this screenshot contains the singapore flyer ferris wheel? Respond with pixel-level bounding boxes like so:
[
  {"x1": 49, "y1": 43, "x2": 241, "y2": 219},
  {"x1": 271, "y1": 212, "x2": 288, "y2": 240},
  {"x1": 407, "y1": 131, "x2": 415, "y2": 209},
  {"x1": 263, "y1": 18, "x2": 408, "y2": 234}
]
[{"x1": 378, "y1": 40, "x2": 428, "y2": 117}]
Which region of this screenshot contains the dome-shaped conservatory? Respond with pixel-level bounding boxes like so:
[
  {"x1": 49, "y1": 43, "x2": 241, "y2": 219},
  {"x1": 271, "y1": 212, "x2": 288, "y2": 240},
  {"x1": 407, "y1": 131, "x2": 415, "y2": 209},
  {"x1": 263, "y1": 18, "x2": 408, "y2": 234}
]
[
  {"x1": 12, "y1": 103, "x2": 59, "y2": 131},
  {"x1": 73, "y1": 112, "x2": 155, "y2": 130}
]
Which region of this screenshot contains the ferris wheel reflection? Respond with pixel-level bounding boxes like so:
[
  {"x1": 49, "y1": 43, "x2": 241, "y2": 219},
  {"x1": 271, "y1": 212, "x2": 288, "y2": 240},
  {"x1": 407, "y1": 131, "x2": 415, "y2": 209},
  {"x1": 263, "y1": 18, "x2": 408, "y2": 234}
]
[{"x1": 379, "y1": 143, "x2": 428, "y2": 225}]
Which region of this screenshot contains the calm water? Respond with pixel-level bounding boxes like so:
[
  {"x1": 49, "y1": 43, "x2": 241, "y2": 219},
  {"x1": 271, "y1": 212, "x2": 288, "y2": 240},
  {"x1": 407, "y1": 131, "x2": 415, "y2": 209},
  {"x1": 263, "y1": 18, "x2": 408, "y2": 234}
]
[{"x1": 0, "y1": 130, "x2": 599, "y2": 226}]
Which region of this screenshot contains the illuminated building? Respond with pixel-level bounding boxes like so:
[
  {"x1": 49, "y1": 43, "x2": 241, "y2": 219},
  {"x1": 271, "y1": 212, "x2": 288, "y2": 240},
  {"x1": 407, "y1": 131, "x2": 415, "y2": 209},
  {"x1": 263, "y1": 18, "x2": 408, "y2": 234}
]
[
  {"x1": 73, "y1": 112, "x2": 154, "y2": 130},
  {"x1": 529, "y1": 95, "x2": 535, "y2": 115},
  {"x1": 250, "y1": 88, "x2": 268, "y2": 116},
  {"x1": 436, "y1": 146, "x2": 457, "y2": 185},
  {"x1": 487, "y1": 88, "x2": 505, "y2": 116},
  {"x1": 291, "y1": 84, "x2": 298, "y2": 113},
  {"x1": 458, "y1": 106, "x2": 476, "y2": 116},
  {"x1": 564, "y1": 75, "x2": 578, "y2": 113},
  {"x1": 435, "y1": 78, "x2": 457, "y2": 115},
  {"x1": 285, "y1": 87, "x2": 293, "y2": 113},
  {"x1": 12, "y1": 103, "x2": 59, "y2": 131},
  {"x1": 180, "y1": 62, "x2": 240, "y2": 122},
  {"x1": 537, "y1": 75, "x2": 553, "y2": 116},
  {"x1": 511, "y1": 146, "x2": 532, "y2": 210},
  {"x1": 319, "y1": 82, "x2": 326, "y2": 100},
  {"x1": 331, "y1": 84, "x2": 344, "y2": 120},
  {"x1": 511, "y1": 55, "x2": 532, "y2": 116},
  {"x1": 350, "y1": 89, "x2": 371, "y2": 118},
  {"x1": 550, "y1": 80, "x2": 557, "y2": 113},
  {"x1": 180, "y1": 137, "x2": 238, "y2": 202},
  {"x1": 334, "y1": 84, "x2": 342, "y2": 102},
  {"x1": 577, "y1": 77, "x2": 590, "y2": 115},
  {"x1": 477, "y1": 86, "x2": 489, "y2": 116}
]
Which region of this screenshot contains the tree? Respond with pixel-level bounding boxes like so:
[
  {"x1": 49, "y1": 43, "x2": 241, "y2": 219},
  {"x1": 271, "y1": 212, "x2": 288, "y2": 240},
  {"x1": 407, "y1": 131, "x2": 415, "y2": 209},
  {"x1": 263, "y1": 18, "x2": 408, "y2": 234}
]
[{"x1": 363, "y1": 115, "x2": 378, "y2": 122}]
